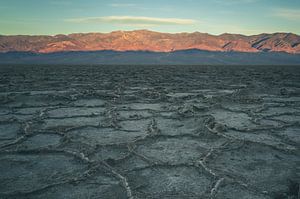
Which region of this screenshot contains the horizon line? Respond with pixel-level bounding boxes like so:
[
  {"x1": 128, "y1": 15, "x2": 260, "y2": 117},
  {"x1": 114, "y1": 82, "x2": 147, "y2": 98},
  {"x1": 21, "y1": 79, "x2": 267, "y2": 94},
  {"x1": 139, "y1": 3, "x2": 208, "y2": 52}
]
[{"x1": 0, "y1": 29, "x2": 299, "y2": 37}]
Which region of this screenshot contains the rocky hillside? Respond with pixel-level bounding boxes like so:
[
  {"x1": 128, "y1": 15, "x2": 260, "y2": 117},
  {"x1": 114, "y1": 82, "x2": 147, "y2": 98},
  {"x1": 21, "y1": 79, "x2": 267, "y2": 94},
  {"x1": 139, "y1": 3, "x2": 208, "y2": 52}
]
[{"x1": 0, "y1": 30, "x2": 300, "y2": 53}]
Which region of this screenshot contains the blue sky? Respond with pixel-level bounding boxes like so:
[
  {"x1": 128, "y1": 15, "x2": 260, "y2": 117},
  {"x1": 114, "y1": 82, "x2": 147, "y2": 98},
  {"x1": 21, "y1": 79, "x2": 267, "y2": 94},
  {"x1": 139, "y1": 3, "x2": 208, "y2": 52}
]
[{"x1": 0, "y1": 0, "x2": 300, "y2": 35}]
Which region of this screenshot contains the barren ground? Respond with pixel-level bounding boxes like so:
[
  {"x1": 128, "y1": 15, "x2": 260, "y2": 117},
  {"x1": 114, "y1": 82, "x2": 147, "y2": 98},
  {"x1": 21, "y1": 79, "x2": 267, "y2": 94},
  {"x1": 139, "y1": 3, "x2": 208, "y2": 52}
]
[{"x1": 0, "y1": 65, "x2": 299, "y2": 199}]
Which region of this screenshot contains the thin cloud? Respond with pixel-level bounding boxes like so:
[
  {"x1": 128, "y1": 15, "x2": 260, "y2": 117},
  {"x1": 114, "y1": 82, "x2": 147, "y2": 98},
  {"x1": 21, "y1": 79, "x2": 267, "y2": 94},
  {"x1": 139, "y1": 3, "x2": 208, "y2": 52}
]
[
  {"x1": 213, "y1": 0, "x2": 259, "y2": 5},
  {"x1": 66, "y1": 16, "x2": 197, "y2": 25},
  {"x1": 274, "y1": 8, "x2": 300, "y2": 21},
  {"x1": 109, "y1": 3, "x2": 137, "y2": 7}
]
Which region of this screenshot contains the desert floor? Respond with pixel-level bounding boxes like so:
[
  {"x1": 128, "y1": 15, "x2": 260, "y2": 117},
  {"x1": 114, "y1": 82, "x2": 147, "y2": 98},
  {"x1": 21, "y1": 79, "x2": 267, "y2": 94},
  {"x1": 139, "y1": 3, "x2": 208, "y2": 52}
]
[{"x1": 0, "y1": 65, "x2": 299, "y2": 199}]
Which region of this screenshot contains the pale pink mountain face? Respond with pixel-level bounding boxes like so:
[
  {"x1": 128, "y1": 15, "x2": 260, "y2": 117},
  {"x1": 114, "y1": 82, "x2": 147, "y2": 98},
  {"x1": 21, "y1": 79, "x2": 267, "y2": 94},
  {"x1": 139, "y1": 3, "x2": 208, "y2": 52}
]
[{"x1": 1, "y1": 30, "x2": 299, "y2": 53}]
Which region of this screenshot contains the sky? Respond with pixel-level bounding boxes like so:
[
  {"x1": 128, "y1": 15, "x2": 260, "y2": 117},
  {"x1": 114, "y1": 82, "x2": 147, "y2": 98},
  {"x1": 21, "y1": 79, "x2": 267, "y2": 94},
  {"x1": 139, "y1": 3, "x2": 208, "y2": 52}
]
[{"x1": 0, "y1": 0, "x2": 300, "y2": 36}]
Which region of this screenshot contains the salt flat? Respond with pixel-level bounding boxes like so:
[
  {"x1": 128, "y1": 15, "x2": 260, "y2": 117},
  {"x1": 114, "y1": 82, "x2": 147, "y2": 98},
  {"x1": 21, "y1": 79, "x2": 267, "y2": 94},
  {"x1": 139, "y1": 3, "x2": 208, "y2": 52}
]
[{"x1": 0, "y1": 65, "x2": 299, "y2": 199}]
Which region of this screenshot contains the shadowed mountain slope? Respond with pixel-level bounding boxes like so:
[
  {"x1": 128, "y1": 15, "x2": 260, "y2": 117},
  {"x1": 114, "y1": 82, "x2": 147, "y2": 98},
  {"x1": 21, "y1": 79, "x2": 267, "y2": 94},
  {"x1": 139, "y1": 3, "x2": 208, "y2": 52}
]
[{"x1": 1, "y1": 50, "x2": 300, "y2": 65}]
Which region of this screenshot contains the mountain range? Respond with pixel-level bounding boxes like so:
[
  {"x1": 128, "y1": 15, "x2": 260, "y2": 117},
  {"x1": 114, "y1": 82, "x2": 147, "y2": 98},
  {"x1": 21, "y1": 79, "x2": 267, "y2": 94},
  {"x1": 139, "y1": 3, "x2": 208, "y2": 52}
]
[
  {"x1": 1, "y1": 30, "x2": 300, "y2": 65},
  {"x1": 1, "y1": 30, "x2": 300, "y2": 54}
]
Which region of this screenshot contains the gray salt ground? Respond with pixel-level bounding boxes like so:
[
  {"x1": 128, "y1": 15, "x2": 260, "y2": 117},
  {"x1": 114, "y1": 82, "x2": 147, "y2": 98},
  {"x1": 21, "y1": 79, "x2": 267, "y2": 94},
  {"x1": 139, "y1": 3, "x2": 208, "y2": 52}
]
[{"x1": 0, "y1": 65, "x2": 299, "y2": 199}]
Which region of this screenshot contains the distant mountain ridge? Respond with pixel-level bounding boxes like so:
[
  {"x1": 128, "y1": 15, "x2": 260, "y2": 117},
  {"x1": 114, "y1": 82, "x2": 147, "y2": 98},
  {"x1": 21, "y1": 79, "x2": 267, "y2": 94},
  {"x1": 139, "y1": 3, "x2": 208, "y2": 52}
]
[{"x1": 1, "y1": 30, "x2": 300, "y2": 54}]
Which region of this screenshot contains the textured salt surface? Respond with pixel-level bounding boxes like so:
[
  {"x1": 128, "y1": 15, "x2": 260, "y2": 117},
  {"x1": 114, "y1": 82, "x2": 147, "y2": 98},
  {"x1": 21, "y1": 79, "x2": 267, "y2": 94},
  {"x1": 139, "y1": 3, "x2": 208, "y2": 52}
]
[{"x1": 0, "y1": 65, "x2": 299, "y2": 199}]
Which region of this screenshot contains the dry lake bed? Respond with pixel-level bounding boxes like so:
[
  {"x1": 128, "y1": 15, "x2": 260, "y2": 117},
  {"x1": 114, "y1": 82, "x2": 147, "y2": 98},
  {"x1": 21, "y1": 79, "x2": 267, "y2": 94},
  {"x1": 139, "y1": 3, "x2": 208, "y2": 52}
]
[{"x1": 0, "y1": 65, "x2": 299, "y2": 199}]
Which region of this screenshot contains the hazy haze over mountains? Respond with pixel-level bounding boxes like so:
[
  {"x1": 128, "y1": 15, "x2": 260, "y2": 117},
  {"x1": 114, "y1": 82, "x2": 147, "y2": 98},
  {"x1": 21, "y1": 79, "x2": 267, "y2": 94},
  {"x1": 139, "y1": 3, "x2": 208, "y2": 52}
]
[{"x1": 1, "y1": 30, "x2": 300, "y2": 54}]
